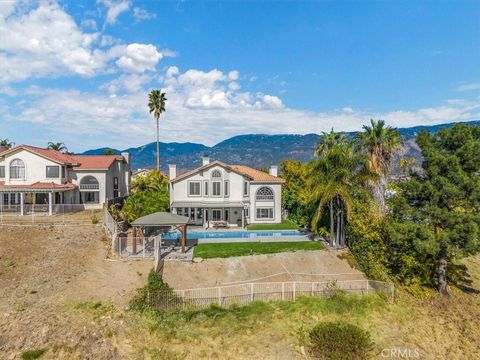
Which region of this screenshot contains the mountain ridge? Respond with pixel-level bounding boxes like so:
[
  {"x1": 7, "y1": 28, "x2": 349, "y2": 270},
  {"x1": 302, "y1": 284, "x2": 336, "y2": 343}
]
[{"x1": 81, "y1": 120, "x2": 480, "y2": 172}]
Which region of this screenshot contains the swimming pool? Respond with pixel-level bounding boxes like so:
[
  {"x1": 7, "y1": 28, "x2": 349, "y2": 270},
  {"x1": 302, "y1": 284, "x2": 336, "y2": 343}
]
[{"x1": 162, "y1": 229, "x2": 306, "y2": 240}]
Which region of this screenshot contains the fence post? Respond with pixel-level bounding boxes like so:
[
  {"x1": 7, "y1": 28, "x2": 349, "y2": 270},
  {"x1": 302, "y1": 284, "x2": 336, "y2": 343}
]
[
  {"x1": 218, "y1": 287, "x2": 222, "y2": 306},
  {"x1": 293, "y1": 282, "x2": 296, "y2": 301},
  {"x1": 250, "y1": 283, "x2": 254, "y2": 302},
  {"x1": 282, "y1": 282, "x2": 285, "y2": 301},
  {"x1": 143, "y1": 238, "x2": 146, "y2": 258},
  {"x1": 311, "y1": 282, "x2": 314, "y2": 296}
]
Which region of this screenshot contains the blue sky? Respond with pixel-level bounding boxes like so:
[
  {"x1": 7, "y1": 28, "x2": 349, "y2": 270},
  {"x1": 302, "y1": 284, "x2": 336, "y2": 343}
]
[{"x1": 0, "y1": 0, "x2": 479, "y2": 151}]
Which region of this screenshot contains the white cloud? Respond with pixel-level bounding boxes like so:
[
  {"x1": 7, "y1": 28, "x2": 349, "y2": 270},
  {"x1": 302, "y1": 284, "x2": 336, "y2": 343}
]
[
  {"x1": 81, "y1": 18, "x2": 98, "y2": 30},
  {"x1": 116, "y1": 43, "x2": 162, "y2": 73},
  {"x1": 0, "y1": 1, "x2": 107, "y2": 82},
  {"x1": 5, "y1": 67, "x2": 480, "y2": 151},
  {"x1": 133, "y1": 7, "x2": 156, "y2": 22},
  {"x1": 97, "y1": 0, "x2": 130, "y2": 25},
  {"x1": 457, "y1": 82, "x2": 480, "y2": 92}
]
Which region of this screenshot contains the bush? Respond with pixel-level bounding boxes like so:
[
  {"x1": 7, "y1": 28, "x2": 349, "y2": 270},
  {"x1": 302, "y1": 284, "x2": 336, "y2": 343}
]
[
  {"x1": 129, "y1": 270, "x2": 173, "y2": 312},
  {"x1": 309, "y1": 321, "x2": 373, "y2": 360},
  {"x1": 21, "y1": 349, "x2": 46, "y2": 360}
]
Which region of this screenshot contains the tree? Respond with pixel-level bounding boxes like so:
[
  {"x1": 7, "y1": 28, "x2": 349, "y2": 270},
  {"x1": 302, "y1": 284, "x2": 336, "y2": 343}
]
[
  {"x1": 47, "y1": 142, "x2": 68, "y2": 152},
  {"x1": 118, "y1": 171, "x2": 170, "y2": 223},
  {"x1": 309, "y1": 136, "x2": 376, "y2": 247},
  {"x1": 148, "y1": 90, "x2": 167, "y2": 173},
  {"x1": 0, "y1": 139, "x2": 14, "y2": 149},
  {"x1": 386, "y1": 124, "x2": 480, "y2": 295},
  {"x1": 356, "y1": 119, "x2": 402, "y2": 213},
  {"x1": 104, "y1": 148, "x2": 116, "y2": 155},
  {"x1": 280, "y1": 160, "x2": 309, "y2": 226}
]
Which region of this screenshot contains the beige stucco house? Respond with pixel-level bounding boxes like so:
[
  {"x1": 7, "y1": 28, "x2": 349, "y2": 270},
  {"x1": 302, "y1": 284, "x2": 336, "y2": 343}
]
[
  {"x1": 0, "y1": 145, "x2": 130, "y2": 215},
  {"x1": 168, "y1": 156, "x2": 284, "y2": 228}
]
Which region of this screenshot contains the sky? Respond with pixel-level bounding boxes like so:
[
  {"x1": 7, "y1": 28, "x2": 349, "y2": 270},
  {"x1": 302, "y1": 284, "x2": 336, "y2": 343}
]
[{"x1": 0, "y1": 0, "x2": 479, "y2": 152}]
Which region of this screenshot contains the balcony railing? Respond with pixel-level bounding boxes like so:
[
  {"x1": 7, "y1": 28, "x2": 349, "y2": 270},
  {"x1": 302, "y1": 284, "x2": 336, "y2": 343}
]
[{"x1": 80, "y1": 184, "x2": 99, "y2": 190}]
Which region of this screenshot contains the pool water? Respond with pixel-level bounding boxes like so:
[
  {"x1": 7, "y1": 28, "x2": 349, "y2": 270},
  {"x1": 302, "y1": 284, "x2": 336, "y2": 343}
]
[{"x1": 162, "y1": 230, "x2": 305, "y2": 240}]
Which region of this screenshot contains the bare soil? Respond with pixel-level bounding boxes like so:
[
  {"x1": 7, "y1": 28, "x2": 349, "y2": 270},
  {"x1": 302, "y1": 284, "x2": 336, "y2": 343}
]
[{"x1": 1, "y1": 224, "x2": 479, "y2": 359}]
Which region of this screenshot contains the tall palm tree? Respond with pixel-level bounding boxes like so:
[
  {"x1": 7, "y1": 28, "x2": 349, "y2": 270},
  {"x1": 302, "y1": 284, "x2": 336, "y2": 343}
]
[
  {"x1": 315, "y1": 129, "x2": 347, "y2": 157},
  {"x1": 47, "y1": 142, "x2": 68, "y2": 152},
  {"x1": 148, "y1": 90, "x2": 167, "y2": 173},
  {"x1": 356, "y1": 119, "x2": 402, "y2": 213},
  {"x1": 309, "y1": 138, "x2": 375, "y2": 247},
  {"x1": 0, "y1": 139, "x2": 14, "y2": 149}
]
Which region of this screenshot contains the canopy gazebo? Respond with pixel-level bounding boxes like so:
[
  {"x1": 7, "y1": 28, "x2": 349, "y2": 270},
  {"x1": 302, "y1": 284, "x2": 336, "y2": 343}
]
[{"x1": 131, "y1": 212, "x2": 190, "y2": 253}]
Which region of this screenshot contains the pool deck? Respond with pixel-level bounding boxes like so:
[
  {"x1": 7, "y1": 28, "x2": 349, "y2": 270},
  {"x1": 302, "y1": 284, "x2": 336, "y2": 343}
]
[{"x1": 197, "y1": 235, "x2": 310, "y2": 244}]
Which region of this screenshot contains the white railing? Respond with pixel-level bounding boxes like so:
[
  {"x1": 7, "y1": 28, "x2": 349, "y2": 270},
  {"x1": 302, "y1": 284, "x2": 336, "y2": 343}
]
[
  {"x1": 80, "y1": 184, "x2": 99, "y2": 190},
  {"x1": 147, "y1": 280, "x2": 394, "y2": 312},
  {"x1": 0, "y1": 204, "x2": 102, "y2": 225}
]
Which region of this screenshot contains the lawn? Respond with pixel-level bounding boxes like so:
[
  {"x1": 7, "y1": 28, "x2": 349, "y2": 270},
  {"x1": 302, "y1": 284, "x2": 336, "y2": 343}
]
[
  {"x1": 193, "y1": 241, "x2": 324, "y2": 259},
  {"x1": 246, "y1": 219, "x2": 300, "y2": 230}
]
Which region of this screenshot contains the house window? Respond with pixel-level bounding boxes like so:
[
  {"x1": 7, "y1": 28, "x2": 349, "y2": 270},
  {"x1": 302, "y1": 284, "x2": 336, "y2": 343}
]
[
  {"x1": 0, "y1": 166, "x2": 4, "y2": 178},
  {"x1": 80, "y1": 176, "x2": 99, "y2": 190},
  {"x1": 224, "y1": 180, "x2": 229, "y2": 197},
  {"x1": 113, "y1": 190, "x2": 119, "y2": 198},
  {"x1": 212, "y1": 209, "x2": 222, "y2": 221},
  {"x1": 245, "y1": 208, "x2": 249, "y2": 218},
  {"x1": 256, "y1": 207, "x2": 274, "y2": 219},
  {"x1": 188, "y1": 181, "x2": 201, "y2": 196},
  {"x1": 256, "y1": 187, "x2": 274, "y2": 201},
  {"x1": 212, "y1": 181, "x2": 221, "y2": 196},
  {"x1": 243, "y1": 181, "x2": 249, "y2": 196},
  {"x1": 46, "y1": 166, "x2": 60, "y2": 178},
  {"x1": 225, "y1": 209, "x2": 230, "y2": 222},
  {"x1": 177, "y1": 208, "x2": 183, "y2": 216},
  {"x1": 204, "y1": 180, "x2": 209, "y2": 197},
  {"x1": 10, "y1": 159, "x2": 25, "y2": 179},
  {"x1": 211, "y1": 170, "x2": 222, "y2": 178},
  {"x1": 114, "y1": 177, "x2": 119, "y2": 190},
  {"x1": 81, "y1": 192, "x2": 99, "y2": 204}
]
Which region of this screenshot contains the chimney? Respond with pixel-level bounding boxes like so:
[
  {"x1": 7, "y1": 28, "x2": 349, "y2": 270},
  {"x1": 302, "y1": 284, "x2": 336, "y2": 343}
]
[
  {"x1": 269, "y1": 165, "x2": 278, "y2": 177},
  {"x1": 202, "y1": 156, "x2": 210, "y2": 166},
  {"x1": 168, "y1": 164, "x2": 177, "y2": 179},
  {"x1": 121, "y1": 151, "x2": 130, "y2": 164}
]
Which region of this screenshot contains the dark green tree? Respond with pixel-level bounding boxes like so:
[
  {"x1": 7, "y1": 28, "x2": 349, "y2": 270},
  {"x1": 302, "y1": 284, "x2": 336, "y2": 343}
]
[{"x1": 386, "y1": 124, "x2": 480, "y2": 295}]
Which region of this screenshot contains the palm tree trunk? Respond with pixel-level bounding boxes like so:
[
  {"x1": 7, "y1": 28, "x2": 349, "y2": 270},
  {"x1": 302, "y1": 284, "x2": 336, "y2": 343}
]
[
  {"x1": 329, "y1": 200, "x2": 334, "y2": 247},
  {"x1": 335, "y1": 197, "x2": 340, "y2": 247},
  {"x1": 156, "y1": 116, "x2": 160, "y2": 172}
]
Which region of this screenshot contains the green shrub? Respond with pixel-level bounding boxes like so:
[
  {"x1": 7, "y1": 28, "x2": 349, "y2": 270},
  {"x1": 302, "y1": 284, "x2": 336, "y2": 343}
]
[
  {"x1": 129, "y1": 270, "x2": 174, "y2": 312},
  {"x1": 309, "y1": 321, "x2": 373, "y2": 360},
  {"x1": 20, "y1": 349, "x2": 46, "y2": 360},
  {"x1": 91, "y1": 215, "x2": 99, "y2": 224}
]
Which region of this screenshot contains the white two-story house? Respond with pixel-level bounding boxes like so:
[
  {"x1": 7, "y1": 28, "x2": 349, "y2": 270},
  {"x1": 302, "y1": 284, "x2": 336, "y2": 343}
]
[
  {"x1": 168, "y1": 156, "x2": 284, "y2": 228},
  {"x1": 0, "y1": 145, "x2": 130, "y2": 215}
]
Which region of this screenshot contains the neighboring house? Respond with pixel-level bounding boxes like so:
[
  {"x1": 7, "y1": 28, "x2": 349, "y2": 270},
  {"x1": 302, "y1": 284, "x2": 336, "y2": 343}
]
[
  {"x1": 168, "y1": 156, "x2": 284, "y2": 227},
  {"x1": 0, "y1": 145, "x2": 131, "y2": 214},
  {"x1": 132, "y1": 168, "x2": 154, "y2": 181}
]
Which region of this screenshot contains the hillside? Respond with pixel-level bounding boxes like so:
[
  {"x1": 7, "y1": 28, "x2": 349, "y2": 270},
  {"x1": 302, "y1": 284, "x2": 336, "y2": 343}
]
[{"x1": 82, "y1": 120, "x2": 480, "y2": 172}]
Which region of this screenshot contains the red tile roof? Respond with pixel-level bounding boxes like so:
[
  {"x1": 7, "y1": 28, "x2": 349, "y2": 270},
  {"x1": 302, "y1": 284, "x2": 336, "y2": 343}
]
[
  {"x1": 0, "y1": 145, "x2": 126, "y2": 169},
  {"x1": 0, "y1": 181, "x2": 77, "y2": 190},
  {"x1": 230, "y1": 165, "x2": 284, "y2": 182},
  {"x1": 171, "y1": 160, "x2": 283, "y2": 183},
  {"x1": 72, "y1": 155, "x2": 121, "y2": 170},
  {"x1": 0, "y1": 145, "x2": 80, "y2": 165}
]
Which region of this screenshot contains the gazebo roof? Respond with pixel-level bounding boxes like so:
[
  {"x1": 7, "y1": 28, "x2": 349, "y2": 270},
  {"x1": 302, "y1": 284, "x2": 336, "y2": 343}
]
[{"x1": 131, "y1": 212, "x2": 190, "y2": 227}]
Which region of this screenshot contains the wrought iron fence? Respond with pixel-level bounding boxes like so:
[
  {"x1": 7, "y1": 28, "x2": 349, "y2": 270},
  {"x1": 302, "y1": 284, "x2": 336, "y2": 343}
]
[
  {"x1": 0, "y1": 204, "x2": 102, "y2": 225},
  {"x1": 147, "y1": 280, "x2": 394, "y2": 312}
]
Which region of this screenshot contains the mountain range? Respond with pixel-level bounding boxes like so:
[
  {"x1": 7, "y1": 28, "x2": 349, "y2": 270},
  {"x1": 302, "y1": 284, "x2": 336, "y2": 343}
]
[{"x1": 82, "y1": 120, "x2": 480, "y2": 173}]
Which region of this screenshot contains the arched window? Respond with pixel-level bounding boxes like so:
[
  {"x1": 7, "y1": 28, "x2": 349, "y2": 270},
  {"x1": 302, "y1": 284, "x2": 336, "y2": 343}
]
[
  {"x1": 256, "y1": 187, "x2": 274, "y2": 201},
  {"x1": 211, "y1": 170, "x2": 222, "y2": 178},
  {"x1": 80, "y1": 176, "x2": 99, "y2": 190},
  {"x1": 10, "y1": 159, "x2": 25, "y2": 179}
]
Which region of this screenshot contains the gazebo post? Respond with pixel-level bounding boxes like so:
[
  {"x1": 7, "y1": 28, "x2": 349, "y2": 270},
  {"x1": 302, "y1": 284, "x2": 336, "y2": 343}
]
[{"x1": 181, "y1": 224, "x2": 187, "y2": 253}]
